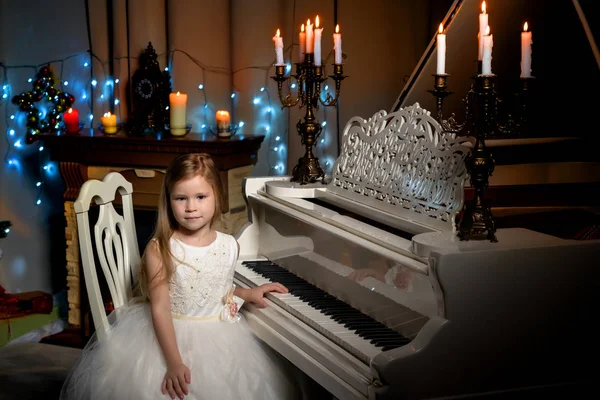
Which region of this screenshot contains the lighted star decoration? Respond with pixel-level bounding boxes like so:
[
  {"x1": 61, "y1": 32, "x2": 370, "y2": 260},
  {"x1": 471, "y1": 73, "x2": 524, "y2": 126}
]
[{"x1": 11, "y1": 65, "x2": 75, "y2": 144}]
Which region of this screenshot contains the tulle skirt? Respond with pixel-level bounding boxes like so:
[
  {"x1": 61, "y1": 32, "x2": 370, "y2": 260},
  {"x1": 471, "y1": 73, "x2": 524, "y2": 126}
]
[{"x1": 60, "y1": 303, "x2": 302, "y2": 400}]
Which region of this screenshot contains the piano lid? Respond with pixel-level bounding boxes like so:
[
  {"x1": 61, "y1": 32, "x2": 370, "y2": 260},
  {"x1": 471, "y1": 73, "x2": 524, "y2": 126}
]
[{"x1": 392, "y1": 0, "x2": 600, "y2": 144}]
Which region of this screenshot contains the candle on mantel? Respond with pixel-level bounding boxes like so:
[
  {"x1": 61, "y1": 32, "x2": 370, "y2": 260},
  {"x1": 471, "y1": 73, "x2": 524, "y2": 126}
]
[
  {"x1": 482, "y1": 25, "x2": 494, "y2": 75},
  {"x1": 314, "y1": 16, "x2": 323, "y2": 66},
  {"x1": 520, "y1": 22, "x2": 533, "y2": 78},
  {"x1": 333, "y1": 24, "x2": 342, "y2": 64},
  {"x1": 478, "y1": 1, "x2": 488, "y2": 61},
  {"x1": 169, "y1": 91, "x2": 188, "y2": 136},
  {"x1": 101, "y1": 112, "x2": 117, "y2": 134},
  {"x1": 436, "y1": 23, "x2": 446, "y2": 74},
  {"x1": 306, "y1": 19, "x2": 314, "y2": 54},
  {"x1": 272, "y1": 29, "x2": 284, "y2": 65},
  {"x1": 216, "y1": 110, "x2": 231, "y2": 132},
  {"x1": 299, "y1": 23, "x2": 306, "y2": 61},
  {"x1": 64, "y1": 107, "x2": 79, "y2": 133}
]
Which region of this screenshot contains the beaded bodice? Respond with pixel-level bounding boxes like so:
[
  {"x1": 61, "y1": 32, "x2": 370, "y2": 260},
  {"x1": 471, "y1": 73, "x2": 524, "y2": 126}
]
[{"x1": 168, "y1": 232, "x2": 238, "y2": 318}]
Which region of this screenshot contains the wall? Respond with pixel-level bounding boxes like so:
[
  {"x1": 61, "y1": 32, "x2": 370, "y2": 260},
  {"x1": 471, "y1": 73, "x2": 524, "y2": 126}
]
[
  {"x1": 0, "y1": 0, "x2": 445, "y2": 295},
  {"x1": 397, "y1": 0, "x2": 600, "y2": 142}
]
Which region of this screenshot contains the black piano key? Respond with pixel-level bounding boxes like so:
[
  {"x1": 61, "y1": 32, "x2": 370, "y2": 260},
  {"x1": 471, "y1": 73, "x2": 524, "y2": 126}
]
[
  {"x1": 345, "y1": 322, "x2": 384, "y2": 330},
  {"x1": 371, "y1": 338, "x2": 411, "y2": 347},
  {"x1": 358, "y1": 330, "x2": 398, "y2": 339},
  {"x1": 358, "y1": 330, "x2": 399, "y2": 339}
]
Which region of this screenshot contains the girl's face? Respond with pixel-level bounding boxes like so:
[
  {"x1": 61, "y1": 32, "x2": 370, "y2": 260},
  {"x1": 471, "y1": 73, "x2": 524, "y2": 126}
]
[{"x1": 169, "y1": 174, "x2": 216, "y2": 234}]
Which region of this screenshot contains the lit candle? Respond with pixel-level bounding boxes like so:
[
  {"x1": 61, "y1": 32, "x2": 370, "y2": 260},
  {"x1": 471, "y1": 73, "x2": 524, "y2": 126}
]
[
  {"x1": 436, "y1": 23, "x2": 446, "y2": 74},
  {"x1": 169, "y1": 91, "x2": 188, "y2": 136},
  {"x1": 314, "y1": 16, "x2": 323, "y2": 66},
  {"x1": 299, "y1": 23, "x2": 306, "y2": 61},
  {"x1": 306, "y1": 19, "x2": 314, "y2": 54},
  {"x1": 216, "y1": 110, "x2": 231, "y2": 132},
  {"x1": 478, "y1": 1, "x2": 488, "y2": 61},
  {"x1": 520, "y1": 22, "x2": 533, "y2": 78},
  {"x1": 272, "y1": 29, "x2": 284, "y2": 66},
  {"x1": 64, "y1": 108, "x2": 79, "y2": 133},
  {"x1": 482, "y1": 25, "x2": 493, "y2": 75},
  {"x1": 333, "y1": 24, "x2": 342, "y2": 64},
  {"x1": 101, "y1": 112, "x2": 117, "y2": 134}
]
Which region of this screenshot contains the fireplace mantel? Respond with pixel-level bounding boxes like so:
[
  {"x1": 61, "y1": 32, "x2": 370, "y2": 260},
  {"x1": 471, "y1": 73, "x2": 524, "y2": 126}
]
[
  {"x1": 37, "y1": 129, "x2": 264, "y2": 196},
  {"x1": 36, "y1": 129, "x2": 265, "y2": 330}
]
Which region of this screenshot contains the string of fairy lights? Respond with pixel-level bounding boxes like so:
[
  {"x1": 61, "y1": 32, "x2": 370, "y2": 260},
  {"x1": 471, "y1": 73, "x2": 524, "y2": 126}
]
[{"x1": 1, "y1": 43, "x2": 337, "y2": 206}]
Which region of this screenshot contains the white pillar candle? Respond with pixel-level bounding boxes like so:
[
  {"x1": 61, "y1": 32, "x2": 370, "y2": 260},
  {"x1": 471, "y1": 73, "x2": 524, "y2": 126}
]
[
  {"x1": 478, "y1": 1, "x2": 488, "y2": 61},
  {"x1": 306, "y1": 19, "x2": 314, "y2": 54},
  {"x1": 299, "y1": 23, "x2": 306, "y2": 61},
  {"x1": 520, "y1": 22, "x2": 533, "y2": 78},
  {"x1": 272, "y1": 29, "x2": 284, "y2": 65},
  {"x1": 333, "y1": 24, "x2": 342, "y2": 64},
  {"x1": 482, "y1": 26, "x2": 493, "y2": 75},
  {"x1": 436, "y1": 23, "x2": 446, "y2": 74},
  {"x1": 169, "y1": 91, "x2": 188, "y2": 135},
  {"x1": 314, "y1": 16, "x2": 323, "y2": 66}
]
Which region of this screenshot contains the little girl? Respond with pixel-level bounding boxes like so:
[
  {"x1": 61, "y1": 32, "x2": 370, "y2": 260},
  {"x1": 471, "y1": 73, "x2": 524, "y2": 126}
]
[{"x1": 61, "y1": 153, "x2": 302, "y2": 400}]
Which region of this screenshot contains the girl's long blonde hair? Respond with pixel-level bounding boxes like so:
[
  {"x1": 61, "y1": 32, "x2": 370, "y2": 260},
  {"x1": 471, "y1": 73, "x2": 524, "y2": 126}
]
[{"x1": 139, "y1": 153, "x2": 226, "y2": 295}]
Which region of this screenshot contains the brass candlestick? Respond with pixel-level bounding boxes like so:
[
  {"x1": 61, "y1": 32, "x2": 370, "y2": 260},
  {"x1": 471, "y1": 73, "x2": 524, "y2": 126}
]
[
  {"x1": 429, "y1": 58, "x2": 536, "y2": 243},
  {"x1": 272, "y1": 53, "x2": 346, "y2": 184},
  {"x1": 459, "y1": 74, "x2": 497, "y2": 242}
]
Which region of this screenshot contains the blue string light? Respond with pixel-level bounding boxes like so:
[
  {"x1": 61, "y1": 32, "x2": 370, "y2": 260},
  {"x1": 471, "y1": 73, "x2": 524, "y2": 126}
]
[
  {"x1": 1, "y1": 47, "x2": 313, "y2": 204},
  {"x1": 2, "y1": 36, "x2": 339, "y2": 205}
]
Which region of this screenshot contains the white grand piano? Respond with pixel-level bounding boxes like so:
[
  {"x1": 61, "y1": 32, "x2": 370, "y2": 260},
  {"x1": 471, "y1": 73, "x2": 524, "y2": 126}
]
[{"x1": 233, "y1": 104, "x2": 599, "y2": 399}]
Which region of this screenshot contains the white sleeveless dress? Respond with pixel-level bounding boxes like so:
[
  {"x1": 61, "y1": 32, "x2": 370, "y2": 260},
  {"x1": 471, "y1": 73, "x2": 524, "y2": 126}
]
[{"x1": 60, "y1": 231, "x2": 301, "y2": 400}]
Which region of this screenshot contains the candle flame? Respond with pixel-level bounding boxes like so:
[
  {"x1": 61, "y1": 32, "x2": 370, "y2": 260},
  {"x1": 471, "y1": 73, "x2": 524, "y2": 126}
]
[
  {"x1": 315, "y1": 15, "x2": 320, "y2": 28},
  {"x1": 275, "y1": 29, "x2": 280, "y2": 37},
  {"x1": 307, "y1": 19, "x2": 311, "y2": 26},
  {"x1": 104, "y1": 112, "x2": 111, "y2": 117},
  {"x1": 485, "y1": 25, "x2": 490, "y2": 35},
  {"x1": 335, "y1": 24, "x2": 340, "y2": 33},
  {"x1": 481, "y1": 1, "x2": 486, "y2": 13},
  {"x1": 523, "y1": 22, "x2": 528, "y2": 32},
  {"x1": 176, "y1": 91, "x2": 181, "y2": 96},
  {"x1": 301, "y1": 23, "x2": 304, "y2": 32},
  {"x1": 68, "y1": 108, "x2": 73, "y2": 114},
  {"x1": 438, "y1": 23, "x2": 443, "y2": 34}
]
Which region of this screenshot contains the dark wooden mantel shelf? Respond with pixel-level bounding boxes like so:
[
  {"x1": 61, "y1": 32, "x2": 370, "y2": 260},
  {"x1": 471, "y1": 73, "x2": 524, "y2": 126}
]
[{"x1": 35, "y1": 129, "x2": 265, "y2": 170}]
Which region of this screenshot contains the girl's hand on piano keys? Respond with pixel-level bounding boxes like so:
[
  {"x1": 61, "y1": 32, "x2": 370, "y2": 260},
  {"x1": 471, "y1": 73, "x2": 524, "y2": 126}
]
[{"x1": 246, "y1": 282, "x2": 289, "y2": 308}]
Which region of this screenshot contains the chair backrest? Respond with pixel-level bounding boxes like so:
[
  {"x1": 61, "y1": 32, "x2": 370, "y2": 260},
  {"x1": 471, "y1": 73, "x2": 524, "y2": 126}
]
[{"x1": 74, "y1": 172, "x2": 141, "y2": 341}]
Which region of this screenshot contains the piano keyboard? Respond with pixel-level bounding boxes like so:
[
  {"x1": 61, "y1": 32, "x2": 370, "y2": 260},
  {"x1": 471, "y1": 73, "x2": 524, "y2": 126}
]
[{"x1": 235, "y1": 259, "x2": 411, "y2": 365}]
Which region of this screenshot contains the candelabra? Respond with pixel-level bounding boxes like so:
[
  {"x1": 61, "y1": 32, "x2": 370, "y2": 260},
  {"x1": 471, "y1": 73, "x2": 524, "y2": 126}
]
[
  {"x1": 429, "y1": 62, "x2": 535, "y2": 242},
  {"x1": 272, "y1": 53, "x2": 346, "y2": 184}
]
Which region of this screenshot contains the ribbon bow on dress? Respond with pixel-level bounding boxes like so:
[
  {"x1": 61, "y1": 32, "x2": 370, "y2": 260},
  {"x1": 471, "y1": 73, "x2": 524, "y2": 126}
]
[{"x1": 222, "y1": 284, "x2": 244, "y2": 322}]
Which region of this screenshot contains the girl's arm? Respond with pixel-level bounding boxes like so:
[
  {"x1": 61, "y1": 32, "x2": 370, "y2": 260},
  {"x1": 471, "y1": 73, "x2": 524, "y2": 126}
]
[
  {"x1": 232, "y1": 241, "x2": 288, "y2": 308},
  {"x1": 145, "y1": 242, "x2": 190, "y2": 399}
]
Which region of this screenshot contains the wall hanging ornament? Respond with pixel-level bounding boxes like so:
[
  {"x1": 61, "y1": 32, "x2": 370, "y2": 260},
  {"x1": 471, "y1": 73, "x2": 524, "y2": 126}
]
[{"x1": 11, "y1": 64, "x2": 75, "y2": 144}]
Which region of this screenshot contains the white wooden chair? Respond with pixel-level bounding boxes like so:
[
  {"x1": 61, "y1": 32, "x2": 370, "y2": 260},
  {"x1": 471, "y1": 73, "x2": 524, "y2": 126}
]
[{"x1": 74, "y1": 172, "x2": 141, "y2": 342}]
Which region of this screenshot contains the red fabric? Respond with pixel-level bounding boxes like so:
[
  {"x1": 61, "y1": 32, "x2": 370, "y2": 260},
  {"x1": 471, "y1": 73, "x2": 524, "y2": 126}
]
[
  {"x1": 0, "y1": 287, "x2": 53, "y2": 319},
  {"x1": 574, "y1": 224, "x2": 600, "y2": 240},
  {"x1": 0, "y1": 285, "x2": 20, "y2": 317}
]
